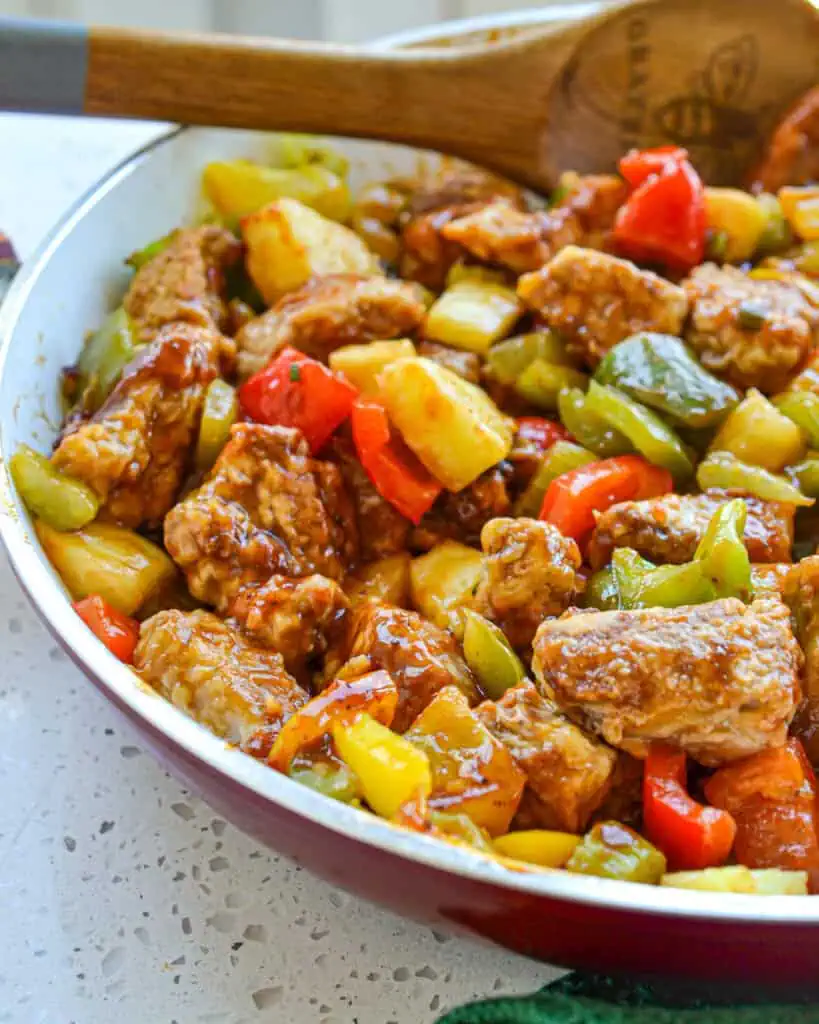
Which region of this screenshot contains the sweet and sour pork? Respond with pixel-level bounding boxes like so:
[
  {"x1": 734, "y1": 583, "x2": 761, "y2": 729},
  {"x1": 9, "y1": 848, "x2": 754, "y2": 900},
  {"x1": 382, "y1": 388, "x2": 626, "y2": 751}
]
[
  {"x1": 532, "y1": 597, "x2": 802, "y2": 766},
  {"x1": 588, "y1": 489, "x2": 795, "y2": 569},
  {"x1": 164, "y1": 422, "x2": 356, "y2": 611},
  {"x1": 135, "y1": 609, "x2": 308, "y2": 759},
  {"x1": 53, "y1": 322, "x2": 223, "y2": 529}
]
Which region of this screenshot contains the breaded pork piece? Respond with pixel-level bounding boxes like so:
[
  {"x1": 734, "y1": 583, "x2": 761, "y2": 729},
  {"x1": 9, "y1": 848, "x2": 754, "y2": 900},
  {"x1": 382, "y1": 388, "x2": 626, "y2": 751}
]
[
  {"x1": 410, "y1": 465, "x2": 511, "y2": 552},
  {"x1": 441, "y1": 175, "x2": 627, "y2": 275},
  {"x1": 683, "y1": 263, "x2": 819, "y2": 393},
  {"x1": 472, "y1": 517, "x2": 582, "y2": 650},
  {"x1": 230, "y1": 574, "x2": 349, "y2": 680},
  {"x1": 532, "y1": 597, "x2": 802, "y2": 766},
  {"x1": 135, "y1": 609, "x2": 307, "y2": 759},
  {"x1": 164, "y1": 423, "x2": 356, "y2": 611},
  {"x1": 476, "y1": 681, "x2": 617, "y2": 833},
  {"x1": 235, "y1": 274, "x2": 426, "y2": 377},
  {"x1": 342, "y1": 602, "x2": 480, "y2": 732},
  {"x1": 588, "y1": 490, "x2": 795, "y2": 569},
  {"x1": 123, "y1": 225, "x2": 240, "y2": 341},
  {"x1": 517, "y1": 245, "x2": 688, "y2": 368},
  {"x1": 52, "y1": 323, "x2": 221, "y2": 528}
]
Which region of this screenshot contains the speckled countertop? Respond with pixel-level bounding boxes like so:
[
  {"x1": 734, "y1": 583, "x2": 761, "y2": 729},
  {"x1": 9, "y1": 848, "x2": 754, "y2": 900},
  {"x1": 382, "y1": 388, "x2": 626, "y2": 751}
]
[{"x1": 0, "y1": 113, "x2": 557, "y2": 1024}]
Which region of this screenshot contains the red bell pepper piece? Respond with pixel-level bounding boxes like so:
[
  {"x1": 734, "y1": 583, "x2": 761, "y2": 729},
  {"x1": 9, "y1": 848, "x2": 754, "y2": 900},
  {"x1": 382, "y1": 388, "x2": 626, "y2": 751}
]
[
  {"x1": 515, "y1": 417, "x2": 572, "y2": 452},
  {"x1": 619, "y1": 145, "x2": 689, "y2": 188},
  {"x1": 73, "y1": 595, "x2": 140, "y2": 664},
  {"x1": 351, "y1": 398, "x2": 442, "y2": 525},
  {"x1": 613, "y1": 147, "x2": 706, "y2": 272},
  {"x1": 539, "y1": 454, "x2": 673, "y2": 544},
  {"x1": 705, "y1": 740, "x2": 819, "y2": 892},
  {"x1": 643, "y1": 744, "x2": 736, "y2": 871},
  {"x1": 238, "y1": 346, "x2": 358, "y2": 454}
]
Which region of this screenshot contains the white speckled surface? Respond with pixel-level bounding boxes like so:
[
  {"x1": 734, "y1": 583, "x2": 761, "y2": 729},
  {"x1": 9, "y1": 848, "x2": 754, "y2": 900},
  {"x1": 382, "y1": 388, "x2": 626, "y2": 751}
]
[{"x1": 0, "y1": 113, "x2": 558, "y2": 1024}]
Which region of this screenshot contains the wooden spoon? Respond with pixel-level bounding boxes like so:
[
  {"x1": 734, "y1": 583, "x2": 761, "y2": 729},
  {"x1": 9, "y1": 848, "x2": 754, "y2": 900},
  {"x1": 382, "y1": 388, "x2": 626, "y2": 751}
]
[{"x1": 3, "y1": 0, "x2": 819, "y2": 191}]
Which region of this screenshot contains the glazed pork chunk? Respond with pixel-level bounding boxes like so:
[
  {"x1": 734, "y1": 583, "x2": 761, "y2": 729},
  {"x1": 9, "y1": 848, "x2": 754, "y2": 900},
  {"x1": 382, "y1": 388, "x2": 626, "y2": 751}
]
[
  {"x1": 440, "y1": 174, "x2": 627, "y2": 275},
  {"x1": 135, "y1": 609, "x2": 308, "y2": 759},
  {"x1": 588, "y1": 490, "x2": 795, "y2": 569},
  {"x1": 472, "y1": 517, "x2": 582, "y2": 650},
  {"x1": 476, "y1": 682, "x2": 617, "y2": 833},
  {"x1": 164, "y1": 422, "x2": 356, "y2": 612},
  {"x1": 52, "y1": 322, "x2": 222, "y2": 529},
  {"x1": 235, "y1": 273, "x2": 427, "y2": 378},
  {"x1": 532, "y1": 597, "x2": 802, "y2": 766},
  {"x1": 123, "y1": 225, "x2": 240, "y2": 341},
  {"x1": 230, "y1": 573, "x2": 349, "y2": 680},
  {"x1": 517, "y1": 245, "x2": 688, "y2": 368},
  {"x1": 683, "y1": 263, "x2": 819, "y2": 394},
  {"x1": 342, "y1": 602, "x2": 480, "y2": 733}
]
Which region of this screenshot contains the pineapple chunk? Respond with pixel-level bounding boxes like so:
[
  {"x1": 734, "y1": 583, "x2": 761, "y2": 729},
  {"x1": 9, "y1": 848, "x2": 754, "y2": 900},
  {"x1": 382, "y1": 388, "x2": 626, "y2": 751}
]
[
  {"x1": 410, "y1": 541, "x2": 485, "y2": 631},
  {"x1": 379, "y1": 357, "x2": 515, "y2": 491},
  {"x1": 242, "y1": 197, "x2": 379, "y2": 304},
  {"x1": 329, "y1": 339, "x2": 416, "y2": 395},
  {"x1": 704, "y1": 187, "x2": 767, "y2": 262},
  {"x1": 661, "y1": 865, "x2": 808, "y2": 895},
  {"x1": 36, "y1": 520, "x2": 175, "y2": 616},
  {"x1": 405, "y1": 686, "x2": 525, "y2": 836},
  {"x1": 425, "y1": 279, "x2": 522, "y2": 355},
  {"x1": 710, "y1": 388, "x2": 805, "y2": 472},
  {"x1": 203, "y1": 160, "x2": 351, "y2": 222},
  {"x1": 345, "y1": 553, "x2": 412, "y2": 607}
]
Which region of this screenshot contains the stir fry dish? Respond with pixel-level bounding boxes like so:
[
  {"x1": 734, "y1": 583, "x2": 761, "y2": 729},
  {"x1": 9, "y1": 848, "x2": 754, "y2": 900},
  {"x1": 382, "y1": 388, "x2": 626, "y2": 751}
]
[{"x1": 19, "y1": 102, "x2": 819, "y2": 897}]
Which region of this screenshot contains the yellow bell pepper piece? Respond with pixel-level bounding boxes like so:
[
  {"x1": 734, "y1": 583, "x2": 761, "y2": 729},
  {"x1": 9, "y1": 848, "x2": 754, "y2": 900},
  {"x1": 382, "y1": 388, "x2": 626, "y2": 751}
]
[
  {"x1": 703, "y1": 187, "x2": 767, "y2": 263},
  {"x1": 493, "y1": 830, "x2": 580, "y2": 869},
  {"x1": 332, "y1": 714, "x2": 432, "y2": 820},
  {"x1": 778, "y1": 185, "x2": 819, "y2": 240}
]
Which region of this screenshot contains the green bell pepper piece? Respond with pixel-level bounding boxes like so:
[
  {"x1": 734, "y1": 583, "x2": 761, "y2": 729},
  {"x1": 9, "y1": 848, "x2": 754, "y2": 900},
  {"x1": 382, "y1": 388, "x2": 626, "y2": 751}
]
[
  {"x1": 774, "y1": 390, "x2": 819, "y2": 447},
  {"x1": 566, "y1": 821, "x2": 666, "y2": 884},
  {"x1": 756, "y1": 193, "x2": 793, "y2": 256},
  {"x1": 486, "y1": 331, "x2": 571, "y2": 384},
  {"x1": 289, "y1": 752, "x2": 361, "y2": 804},
  {"x1": 610, "y1": 549, "x2": 716, "y2": 610},
  {"x1": 275, "y1": 133, "x2": 349, "y2": 178},
  {"x1": 76, "y1": 306, "x2": 136, "y2": 412},
  {"x1": 195, "y1": 379, "x2": 238, "y2": 471},
  {"x1": 126, "y1": 232, "x2": 174, "y2": 272},
  {"x1": 430, "y1": 811, "x2": 494, "y2": 852},
  {"x1": 789, "y1": 457, "x2": 819, "y2": 498},
  {"x1": 697, "y1": 452, "x2": 813, "y2": 506},
  {"x1": 584, "y1": 381, "x2": 693, "y2": 481},
  {"x1": 515, "y1": 359, "x2": 588, "y2": 411},
  {"x1": 595, "y1": 333, "x2": 740, "y2": 429},
  {"x1": 557, "y1": 387, "x2": 632, "y2": 458},
  {"x1": 9, "y1": 444, "x2": 100, "y2": 532},
  {"x1": 462, "y1": 609, "x2": 526, "y2": 700},
  {"x1": 584, "y1": 566, "x2": 620, "y2": 610},
  {"x1": 513, "y1": 440, "x2": 596, "y2": 517},
  {"x1": 693, "y1": 498, "x2": 753, "y2": 602}
]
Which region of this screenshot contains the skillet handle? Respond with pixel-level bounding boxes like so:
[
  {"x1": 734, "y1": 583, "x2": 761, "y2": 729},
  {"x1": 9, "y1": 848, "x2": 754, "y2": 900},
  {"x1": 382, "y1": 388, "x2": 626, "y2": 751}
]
[{"x1": 0, "y1": 18, "x2": 88, "y2": 115}]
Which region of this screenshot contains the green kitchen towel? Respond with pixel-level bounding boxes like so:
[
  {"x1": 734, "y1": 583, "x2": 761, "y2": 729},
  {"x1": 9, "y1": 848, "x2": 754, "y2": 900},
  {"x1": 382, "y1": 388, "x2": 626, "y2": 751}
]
[{"x1": 437, "y1": 972, "x2": 819, "y2": 1023}]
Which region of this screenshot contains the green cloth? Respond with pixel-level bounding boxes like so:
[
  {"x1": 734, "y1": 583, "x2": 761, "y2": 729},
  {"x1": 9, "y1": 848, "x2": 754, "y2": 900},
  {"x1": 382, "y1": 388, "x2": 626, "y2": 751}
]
[{"x1": 437, "y1": 973, "x2": 819, "y2": 1023}]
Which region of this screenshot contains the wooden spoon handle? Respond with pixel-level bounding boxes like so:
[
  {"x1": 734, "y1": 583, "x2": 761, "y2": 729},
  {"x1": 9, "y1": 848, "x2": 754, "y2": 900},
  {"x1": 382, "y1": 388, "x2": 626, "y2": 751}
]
[{"x1": 0, "y1": 16, "x2": 583, "y2": 185}]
